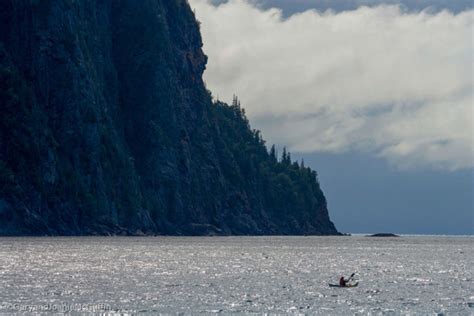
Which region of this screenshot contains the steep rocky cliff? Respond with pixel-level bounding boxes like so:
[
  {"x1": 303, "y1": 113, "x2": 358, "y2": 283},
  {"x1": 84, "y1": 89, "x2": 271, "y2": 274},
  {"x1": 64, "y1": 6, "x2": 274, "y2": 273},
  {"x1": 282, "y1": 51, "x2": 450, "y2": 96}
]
[{"x1": 0, "y1": 0, "x2": 339, "y2": 236}]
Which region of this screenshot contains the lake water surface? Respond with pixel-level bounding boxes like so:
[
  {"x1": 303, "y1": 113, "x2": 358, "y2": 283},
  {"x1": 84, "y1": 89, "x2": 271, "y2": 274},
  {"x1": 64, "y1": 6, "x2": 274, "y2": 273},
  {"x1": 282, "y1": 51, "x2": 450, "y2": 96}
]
[{"x1": 0, "y1": 236, "x2": 472, "y2": 314}]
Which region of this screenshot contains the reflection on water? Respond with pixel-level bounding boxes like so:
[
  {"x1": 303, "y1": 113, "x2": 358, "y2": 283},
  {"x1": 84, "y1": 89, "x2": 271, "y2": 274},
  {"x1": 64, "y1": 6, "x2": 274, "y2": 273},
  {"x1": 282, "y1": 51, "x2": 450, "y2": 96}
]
[{"x1": 0, "y1": 236, "x2": 472, "y2": 313}]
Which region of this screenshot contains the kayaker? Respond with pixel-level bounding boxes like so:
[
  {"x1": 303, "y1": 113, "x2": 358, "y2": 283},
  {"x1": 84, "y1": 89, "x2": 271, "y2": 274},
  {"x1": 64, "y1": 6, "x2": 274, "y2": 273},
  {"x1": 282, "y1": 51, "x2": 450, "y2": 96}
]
[
  {"x1": 339, "y1": 274, "x2": 354, "y2": 287},
  {"x1": 329, "y1": 273, "x2": 357, "y2": 288},
  {"x1": 339, "y1": 276, "x2": 348, "y2": 287}
]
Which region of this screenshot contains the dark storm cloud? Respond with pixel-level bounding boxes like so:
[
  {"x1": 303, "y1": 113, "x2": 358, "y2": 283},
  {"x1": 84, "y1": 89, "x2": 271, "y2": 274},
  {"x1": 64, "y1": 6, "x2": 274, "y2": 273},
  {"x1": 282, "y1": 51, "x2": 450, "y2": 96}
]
[
  {"x1": 211, "y1": 0, "x2": 472, "y2": 16},
  {"x1": 258, "y1": 0, "x2": 472, "y2": 15}
]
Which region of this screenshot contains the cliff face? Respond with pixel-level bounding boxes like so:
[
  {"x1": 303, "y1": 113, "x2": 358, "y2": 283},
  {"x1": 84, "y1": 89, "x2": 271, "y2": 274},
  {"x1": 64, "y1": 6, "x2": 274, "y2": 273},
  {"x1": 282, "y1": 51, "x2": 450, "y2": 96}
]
[{"x1": 0, "y1": 0, "x2": 339, "y2": 236}]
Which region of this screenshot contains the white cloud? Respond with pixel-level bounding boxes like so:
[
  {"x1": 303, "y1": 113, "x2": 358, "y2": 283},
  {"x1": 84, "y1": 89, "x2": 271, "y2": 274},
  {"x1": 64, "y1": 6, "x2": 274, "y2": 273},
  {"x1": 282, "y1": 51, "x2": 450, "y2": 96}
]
[{"x1": 190, "y1": 0, "x2": 474, "y2": 170}]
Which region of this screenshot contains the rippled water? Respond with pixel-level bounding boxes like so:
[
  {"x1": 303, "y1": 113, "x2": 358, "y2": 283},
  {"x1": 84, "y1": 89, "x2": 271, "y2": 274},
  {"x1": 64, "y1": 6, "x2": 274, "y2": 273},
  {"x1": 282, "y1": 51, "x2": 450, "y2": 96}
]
[{"x1": 0, "y1": 236, "x2": 472, "y2": 314}]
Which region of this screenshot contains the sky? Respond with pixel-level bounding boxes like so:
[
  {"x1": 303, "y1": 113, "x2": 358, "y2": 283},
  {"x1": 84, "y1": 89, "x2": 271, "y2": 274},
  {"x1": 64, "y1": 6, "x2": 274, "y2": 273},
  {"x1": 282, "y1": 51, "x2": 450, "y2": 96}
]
[{"x1": 189, "y1": 0, "x2": 474, "y2": 235}]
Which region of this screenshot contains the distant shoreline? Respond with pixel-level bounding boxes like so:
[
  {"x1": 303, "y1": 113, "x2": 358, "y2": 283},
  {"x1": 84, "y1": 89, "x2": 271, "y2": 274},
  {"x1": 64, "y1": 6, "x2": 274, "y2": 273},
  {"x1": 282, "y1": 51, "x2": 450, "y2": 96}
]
[{"x1": 348, "y1": 233, "x2": 474, "y2": 238}]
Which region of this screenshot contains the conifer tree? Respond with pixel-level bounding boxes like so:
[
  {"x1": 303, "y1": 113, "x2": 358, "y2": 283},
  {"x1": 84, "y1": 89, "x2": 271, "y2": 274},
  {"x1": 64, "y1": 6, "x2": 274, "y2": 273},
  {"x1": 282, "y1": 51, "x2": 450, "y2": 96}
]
[
  {"x1": 282, "y1": 147, "x2": 287, "y2": 164},
  {"x1": 270, "y1": 145, "x2": 277, "y2": 162}
]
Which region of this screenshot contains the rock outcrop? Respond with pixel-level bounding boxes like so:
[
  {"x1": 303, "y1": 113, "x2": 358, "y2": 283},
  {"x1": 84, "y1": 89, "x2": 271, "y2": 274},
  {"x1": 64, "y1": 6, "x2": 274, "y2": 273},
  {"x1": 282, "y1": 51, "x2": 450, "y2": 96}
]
[{"x1": 0, "y1": 0, "x2": 339, "y2": 236}]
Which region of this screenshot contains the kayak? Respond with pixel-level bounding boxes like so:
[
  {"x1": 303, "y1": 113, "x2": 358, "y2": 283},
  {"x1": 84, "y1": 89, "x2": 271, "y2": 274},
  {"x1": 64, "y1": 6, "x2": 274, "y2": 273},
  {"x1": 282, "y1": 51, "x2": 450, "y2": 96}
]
[{"x1": 328, "y1": 282, "x2": 359, "y2": 288}]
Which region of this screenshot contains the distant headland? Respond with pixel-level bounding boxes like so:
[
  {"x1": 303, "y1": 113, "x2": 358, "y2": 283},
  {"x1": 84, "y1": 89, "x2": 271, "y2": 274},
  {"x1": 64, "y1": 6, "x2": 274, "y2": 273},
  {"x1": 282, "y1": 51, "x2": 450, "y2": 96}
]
[{"x1": 0, "y1": 0, "x2": 339, "y2": 237}]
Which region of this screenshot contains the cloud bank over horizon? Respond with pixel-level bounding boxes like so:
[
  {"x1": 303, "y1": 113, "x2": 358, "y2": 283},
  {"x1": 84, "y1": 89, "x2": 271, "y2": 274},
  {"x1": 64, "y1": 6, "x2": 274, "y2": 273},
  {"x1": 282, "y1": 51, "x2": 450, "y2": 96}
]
[
  {"x1": 190, "y1": 0, "x2": 473, "y2": 170},
  {"x1": 215, "y1": 0, "x2": 473, "y2": 16}
]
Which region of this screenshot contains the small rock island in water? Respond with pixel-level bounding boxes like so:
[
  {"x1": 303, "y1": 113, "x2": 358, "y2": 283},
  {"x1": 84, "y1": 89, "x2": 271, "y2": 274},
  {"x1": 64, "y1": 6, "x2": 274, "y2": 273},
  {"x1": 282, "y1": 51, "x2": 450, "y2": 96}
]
[{"x1": 367, "y1": 233, "x2": 400, "y2": 237}]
